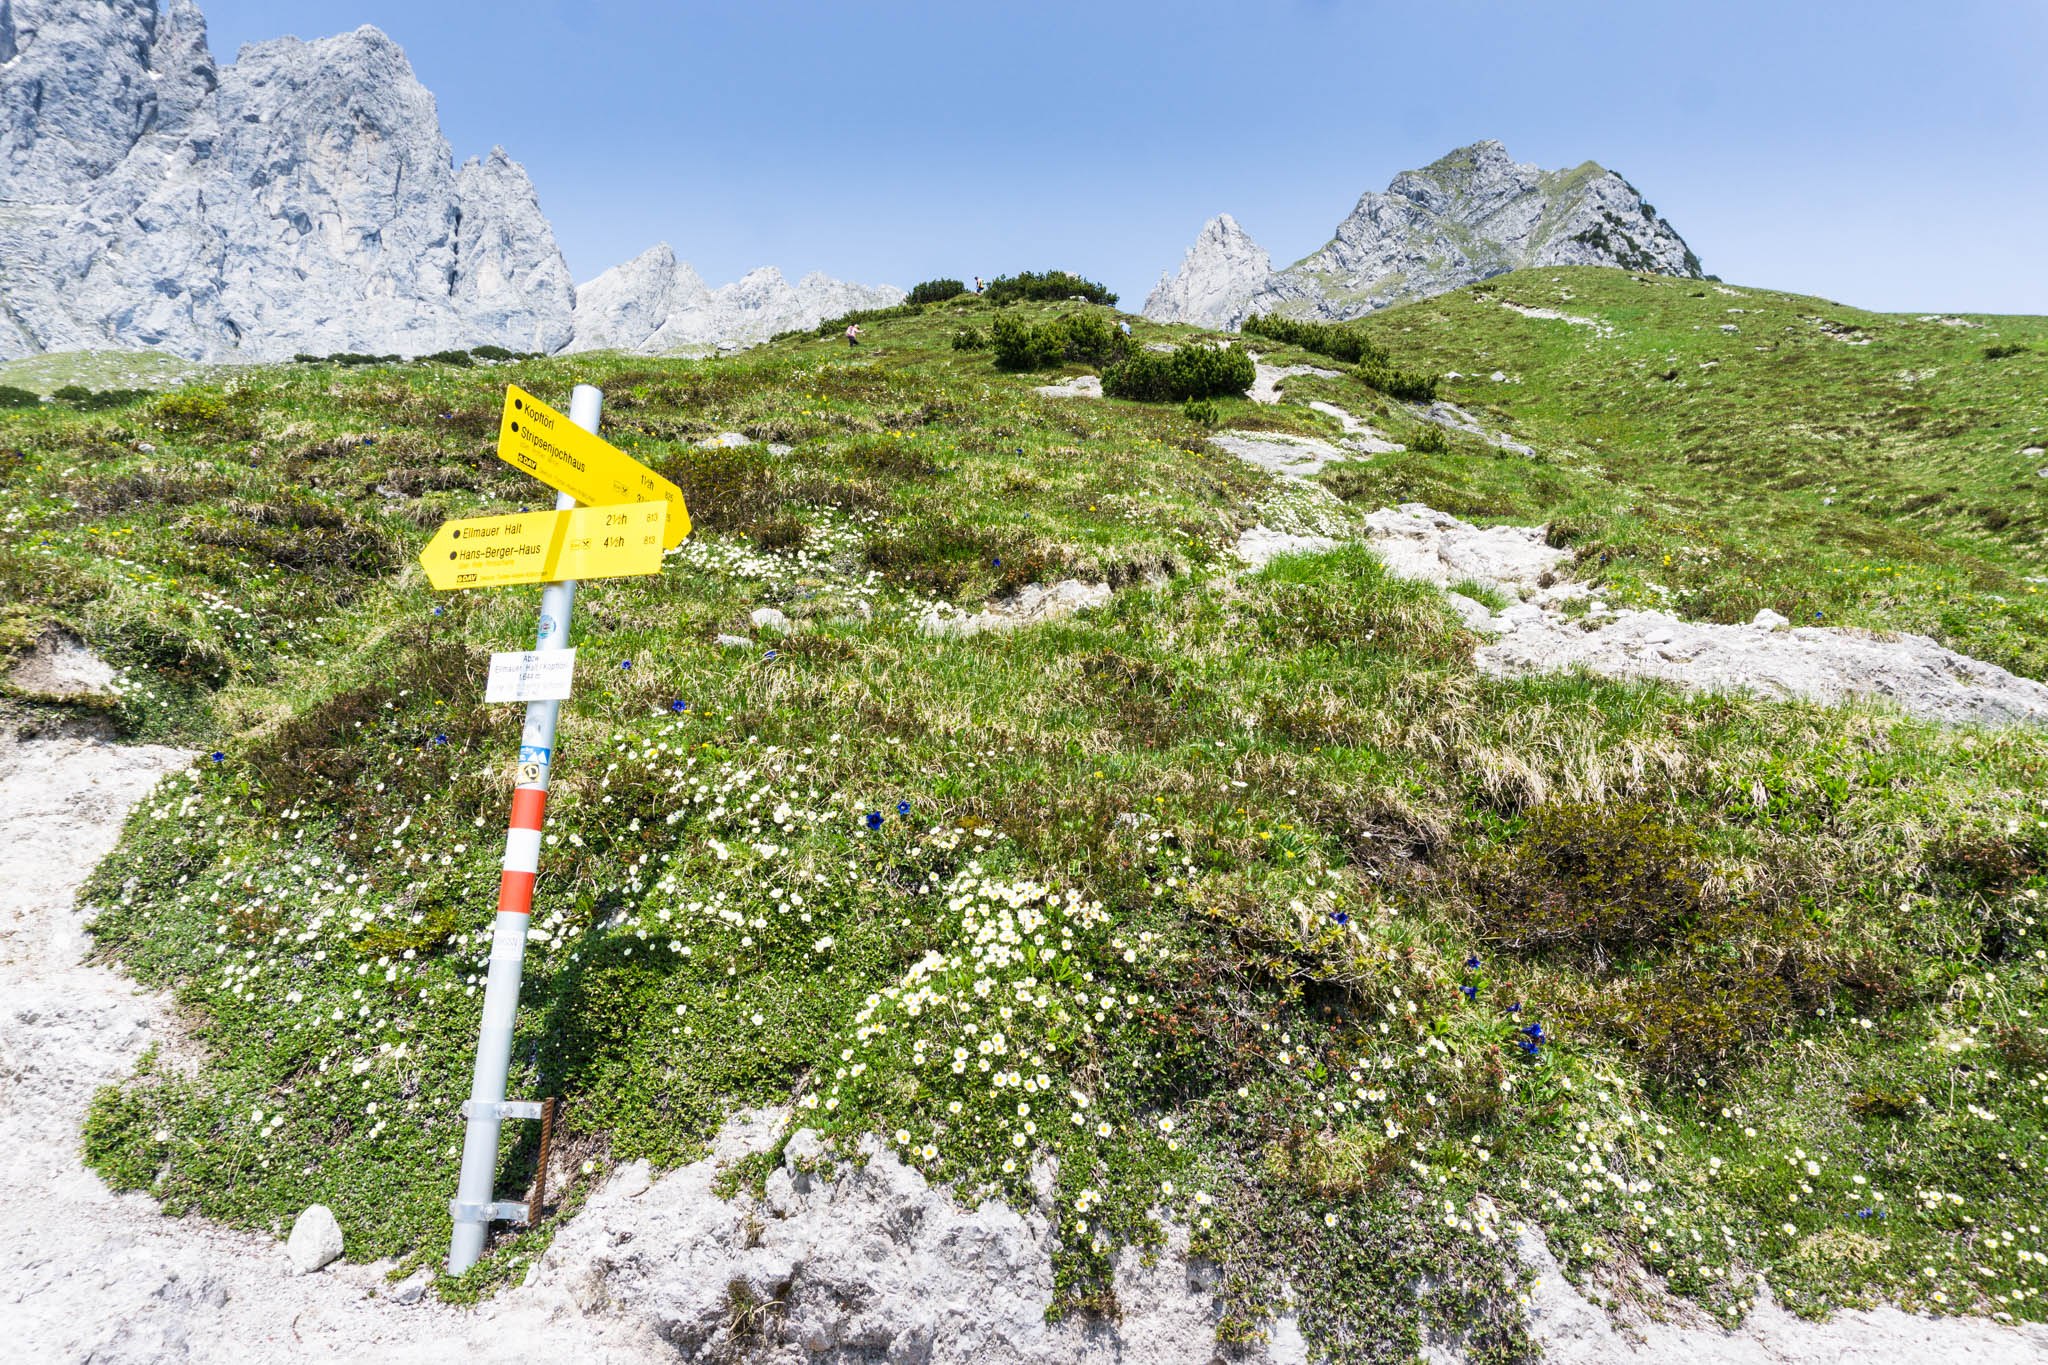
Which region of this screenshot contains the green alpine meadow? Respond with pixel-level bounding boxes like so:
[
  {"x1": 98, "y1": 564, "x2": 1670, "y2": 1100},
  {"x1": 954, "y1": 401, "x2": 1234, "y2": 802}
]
[{"x1": 7, "y1": 268, "x2": 2047, "y2": 1359}]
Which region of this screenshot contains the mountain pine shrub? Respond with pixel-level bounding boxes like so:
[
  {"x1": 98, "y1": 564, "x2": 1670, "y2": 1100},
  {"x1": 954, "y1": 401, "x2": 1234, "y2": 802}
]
[
  {"x1": 989, "y1": 313, "x2": 1127, "y2": 371},
  {"x1": 990, "y1": 314, "x2": 1064, "y2": 371},
  {"x1": 984, "y1": 271, "x2": 1118, "y2": 306},
  {"x1": 1102, "y1": 343, "x2": 1254, "y2": 401},
  {"x1": 0, "y1": 384, "x2": 42, "y2": 408},
  {"x1": 907, "y1": 279, "x2": 966, "y2": 306},
  {"x1": 1242, "y1": 313, "x2": 1389, "y2": 365},
  {"x1": 1241, "y1": 312, "x2": 1438, "y2": 400},
  {"x1": 951, "y1": 326, "x2": 988, "y2": 351}
]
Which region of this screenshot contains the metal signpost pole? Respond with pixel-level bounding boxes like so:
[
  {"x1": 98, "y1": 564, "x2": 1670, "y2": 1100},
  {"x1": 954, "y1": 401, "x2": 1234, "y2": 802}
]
[{"x1": 447, "y1": 383, "x2": 602, "y2": 1276}]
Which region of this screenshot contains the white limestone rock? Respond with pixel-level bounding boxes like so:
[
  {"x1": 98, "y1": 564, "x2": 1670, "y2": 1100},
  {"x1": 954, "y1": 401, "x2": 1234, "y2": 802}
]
[
  {"x1": 1445, "y1": 592, "x2": 1499, "y2": 633},
  {"x1": 566, "y1": 243, "x2": 904, "y2": 354},
  {"x1": 1363, "y1": 504, "x2": 1568, "y2": 594},
  {"x1": 1147, "y1": 142, "x2": 1700, "y2": 328},
  {"x1": 1208, "y1": 431, "x2": 1352, "y2": 480},
  {"x1": 1232, "y1": 526, "x2": 1339, "y2": 569},
  {"x1": 749, "y1": 607, "x2": 791, "y2": 634},
  {"x1": 526, "y1": 1114, "x2": 1305, "y2": 1364},
  {"x1": 285, "y1": 1205, "x2": 343, "y2": 1275},
  {"x1": 1248, "y1": 360, "x2": 1339, "y2": 404},
  {"x1": 450, "y1": 147, "x2": 579, "y2": 356},
  {"x1": 919, "y1": 581, "x2": 1112, "y2": 638},
  {"x1": 1476, "y1": 606, "x2": 2048, "y2": 728},
  {"x1": 1141, "y1": 212, "x2": 1273, "y2": 330},
  {"x1": 0, "y1": 4, "x2": 576, "y2": 361},
  {"x1": 8, "y1": 631, "x2": 117, "y2": 698}
]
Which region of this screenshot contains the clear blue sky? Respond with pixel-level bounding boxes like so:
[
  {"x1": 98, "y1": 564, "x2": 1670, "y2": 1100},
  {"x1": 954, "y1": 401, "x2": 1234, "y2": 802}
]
[{"x1": 195, "y1": 1, "x2": 2048, "y2": 314}]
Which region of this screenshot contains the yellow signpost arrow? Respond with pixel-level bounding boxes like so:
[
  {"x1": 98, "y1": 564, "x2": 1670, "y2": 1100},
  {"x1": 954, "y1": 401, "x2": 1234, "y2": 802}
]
[
  {"x1": 496, "y1": 384, "x2": 690, "y2": 546},
  {"x1": 419, "y1": 501, "x2": 667, "y2": 590}
]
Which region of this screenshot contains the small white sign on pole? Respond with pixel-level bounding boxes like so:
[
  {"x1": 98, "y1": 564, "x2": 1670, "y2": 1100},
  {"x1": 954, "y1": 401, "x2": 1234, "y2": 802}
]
[{"x1": 484, "y1": 648, "x2": 577, "y2": 704}]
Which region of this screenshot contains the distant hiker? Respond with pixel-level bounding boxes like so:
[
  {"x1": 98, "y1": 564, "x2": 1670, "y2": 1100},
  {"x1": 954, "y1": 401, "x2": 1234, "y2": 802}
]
[
  {"x1": 973, "y1": 276, "x2": 984, "y2": 294},
  {"x1": 846, "y1": 323, "x2": 861, "y2": 347}
]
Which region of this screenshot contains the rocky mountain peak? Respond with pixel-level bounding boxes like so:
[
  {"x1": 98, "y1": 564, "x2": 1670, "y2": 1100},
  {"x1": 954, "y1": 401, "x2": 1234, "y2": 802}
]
[
  {"x1": 0, "y1": 0, "x2": 896, "y2": 361},
  {"x1": 1146, "y1": 141, "x2": 1702, "y2": 329},
  {"x1": 567, "y1": 248, "x2": 903, "y2": 355},
  {"x1": 1140, "y1": 213, "x2": 1273, "y2": 330}
]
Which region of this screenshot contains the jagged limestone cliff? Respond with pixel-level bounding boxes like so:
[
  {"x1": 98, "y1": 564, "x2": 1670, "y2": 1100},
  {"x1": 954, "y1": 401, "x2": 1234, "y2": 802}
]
[
  {"x1": 0, "y1": 0, "x2": 900, "y2": 360},
  {"x1": 1144, "y1": 141, "x2": 1701, "y2": 328}
]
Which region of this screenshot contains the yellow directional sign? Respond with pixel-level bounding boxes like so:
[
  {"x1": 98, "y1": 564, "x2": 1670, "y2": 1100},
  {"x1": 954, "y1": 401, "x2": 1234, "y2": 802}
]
[
  {"x1": 420, "y1": 502, "x2": 668, "y2": 590},
  {"x1": 496, "y1": 385, "x2": 690, "y2": 547}
]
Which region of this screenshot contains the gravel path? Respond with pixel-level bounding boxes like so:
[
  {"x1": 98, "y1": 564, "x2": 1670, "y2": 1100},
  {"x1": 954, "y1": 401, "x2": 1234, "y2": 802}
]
[{"x1": 0, "y1": 727, "x2": 642, "y2": 1363}]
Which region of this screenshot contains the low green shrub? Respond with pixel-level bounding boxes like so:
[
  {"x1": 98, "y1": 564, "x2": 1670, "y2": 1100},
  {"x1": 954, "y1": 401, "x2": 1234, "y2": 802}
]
[
  {"x1": 951, "y1": 327, "x2": 988, "y2": 351},
  {"x1": 989, "y1": 313, "x2": 1125, "y2": 372},
  {"x1": 150, "y1": 390, "x2": 256, "y2": 439},
  {"x1": 907, "y1": 279, "x2": 966, "y2": 306},
  {"x1": 1241, "y1": 313, "x2": 1389, "y2": 365},
  {"x1": 1983, "y1": 342, "x2": 2030, "y2": 360},
  {"x1": 54, "y1": 385, "x2": 151, "y2": 411},
  {"x1": 0, "y1": 385, "x2": 45, "y2": 409},
  {"x1": 420, "y1": 349, "x2": 475, "y2": 367},
  {"x1": 1181, "y1": 398, "x2": 1221, "y2": 427},
  {"x1": 468, "y1": 344, "x2": 516, "y2": 362},
  {"x1": 1356, "y1": 360, "x2": 1438, "y2": 402},
  {"x1": 991, "y1": 314, "x2": 1064, "y2": 371},
  {"x1": 1240, "y1": 313, "x2": 1438, "y2": 400},
  {"x1": 984, "y1": 271, "x2": 1117, "y2": 306},
  {"x1": 1103, "y1": 343, "x2": 1254, "y2": 401}
]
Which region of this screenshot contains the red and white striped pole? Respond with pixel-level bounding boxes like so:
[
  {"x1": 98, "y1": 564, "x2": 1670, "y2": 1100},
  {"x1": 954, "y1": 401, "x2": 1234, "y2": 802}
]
[{"x1": 446, "y1": 383, "x2": 601, "y2": 1275}]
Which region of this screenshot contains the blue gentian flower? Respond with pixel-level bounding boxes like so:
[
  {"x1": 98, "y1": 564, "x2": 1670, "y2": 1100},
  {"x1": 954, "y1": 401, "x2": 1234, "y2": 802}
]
[
  {"x1": 896, "y1": 800, "x2": 911, "y2": 816},
  {"x1": 1518, "y1": 1035, "x2": 1541, "y2": 1057},
  {"x1": 1465, "y1": 955, "x2": 1481, "y2": 970},
  {"x1": 1521, "y1": 1022, "x2": 1546, "y2": 1043},
  {"x1": 1331, "y1": 911, "x2": 1349, "y2": 926},
  {"x1": 764, "y1": 649, "x2": 778, "y2": 661},
  {"x1": 992, "y1": 557, "x2": 1001, "y2": 567},
  {"x1": 670, "y1": 700, "x2": 688, "y2": 714},
  {"x1": 865, "y1": 811, "x2": 883, "y2": 831},
  {"x1": 432, "y1": 733, "x2": 448, "y2": 745},
  {"x1": 209, "y1": 751, "x2": 225, "y2": 763},
  {"x1": 1506, "y1": 1001, "x2": 1522, "y2": 1014},
  {"x1": 1460, "y1": 984, "x2": 1477, "y2": 1001},
  {"x1": 433, "y1": 605, "x2": 445, "y2": 616},
  {"x1": 619, "y1": 659, "x2": 633, "y2": 670}
]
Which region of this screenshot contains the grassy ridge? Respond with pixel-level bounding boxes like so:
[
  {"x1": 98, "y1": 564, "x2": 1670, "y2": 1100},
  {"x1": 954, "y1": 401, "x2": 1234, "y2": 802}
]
[{"x1": 3, "y1": 280, "x2": 2045, "y2": 1355}]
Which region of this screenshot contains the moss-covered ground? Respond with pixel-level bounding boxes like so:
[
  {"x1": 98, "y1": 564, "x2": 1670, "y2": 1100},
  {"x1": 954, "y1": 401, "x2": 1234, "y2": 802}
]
[{"x1": 4, "y1": 275, "x2": 2045, "y2": 1360}]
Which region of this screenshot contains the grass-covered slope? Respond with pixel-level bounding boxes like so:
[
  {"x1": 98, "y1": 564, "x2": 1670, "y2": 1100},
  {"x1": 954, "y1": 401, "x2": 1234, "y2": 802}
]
[
  {"x1": 1329, "y1": 268, "x2": 2048, "y2": 676},
  {"x1": 3, "y1": 280, "x2": 2045, "y2": 1359}
]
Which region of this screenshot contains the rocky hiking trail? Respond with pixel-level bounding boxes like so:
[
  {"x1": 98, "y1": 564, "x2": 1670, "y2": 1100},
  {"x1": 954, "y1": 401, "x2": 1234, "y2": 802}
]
[{"x1": 1211, "y1": 387, "x2": 2048, "y2": 728}]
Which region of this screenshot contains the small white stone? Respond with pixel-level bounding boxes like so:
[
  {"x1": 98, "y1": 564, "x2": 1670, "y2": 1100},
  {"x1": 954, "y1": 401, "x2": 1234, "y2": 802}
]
[
  {"x1": 1751, "y1": 608, "x2": 1790, "y2": 629},
  {"x1": 716, "y1": 633, "x2": 752, "y2": 649},
  {"x1": 749, "y1": 607, "x2": 791, "y2": 634},
  {"x1": 286, "y1": 1204, "x2": 344, "y2": 1274}
]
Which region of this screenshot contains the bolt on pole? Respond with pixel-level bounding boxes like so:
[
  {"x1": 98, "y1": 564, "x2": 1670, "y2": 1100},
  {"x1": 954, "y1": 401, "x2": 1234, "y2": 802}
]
[{"x1": 447, "y1": 383, "x2": 602, "y2": 1276}]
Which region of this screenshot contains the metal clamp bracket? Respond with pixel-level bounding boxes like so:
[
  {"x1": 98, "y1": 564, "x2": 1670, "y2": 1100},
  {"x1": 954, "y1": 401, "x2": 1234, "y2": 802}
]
[
  {"x1": 450, "y1": 1199, "x2": 532, "y2": 1226},
  {"x1": 460, "y1": 1099, "x2": 548, "y2": 1121}
]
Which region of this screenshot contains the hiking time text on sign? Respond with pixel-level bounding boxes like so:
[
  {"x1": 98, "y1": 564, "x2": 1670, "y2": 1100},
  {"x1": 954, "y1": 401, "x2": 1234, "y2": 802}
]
[
  {"x1": 496, "y1": 383, "x2": 691, "y2": 546},
  {"x1": 418, "y1": 501, "x2": 667, "y2": 590}
]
